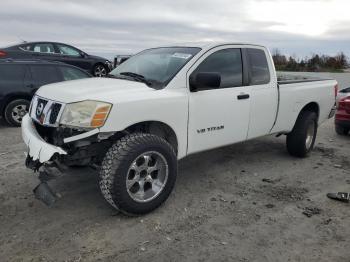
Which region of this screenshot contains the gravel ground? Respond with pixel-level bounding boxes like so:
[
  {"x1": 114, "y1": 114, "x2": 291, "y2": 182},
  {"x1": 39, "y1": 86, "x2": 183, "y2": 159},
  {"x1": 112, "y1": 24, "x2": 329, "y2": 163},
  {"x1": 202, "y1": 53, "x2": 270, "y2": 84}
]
[{"x1": 0, "y1": 116, "x2": 349, "y2": 262}]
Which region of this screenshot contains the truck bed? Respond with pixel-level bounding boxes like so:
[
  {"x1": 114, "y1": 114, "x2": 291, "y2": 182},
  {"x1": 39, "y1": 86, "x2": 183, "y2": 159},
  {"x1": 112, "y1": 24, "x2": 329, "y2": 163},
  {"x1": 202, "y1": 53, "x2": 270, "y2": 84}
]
[
  {"x1": 271, "y1": 74, "x2": 337, "y2": 135},
  {"x1": 277, "y1": 73, "x2": 333, "y2": 85}
]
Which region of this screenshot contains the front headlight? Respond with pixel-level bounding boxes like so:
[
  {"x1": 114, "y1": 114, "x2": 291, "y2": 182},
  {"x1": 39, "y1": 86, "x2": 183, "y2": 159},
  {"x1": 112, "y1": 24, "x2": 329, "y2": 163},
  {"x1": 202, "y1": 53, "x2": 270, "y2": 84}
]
[{"x1": 60, "y1": 100, "x2": 112, "y2": 128}]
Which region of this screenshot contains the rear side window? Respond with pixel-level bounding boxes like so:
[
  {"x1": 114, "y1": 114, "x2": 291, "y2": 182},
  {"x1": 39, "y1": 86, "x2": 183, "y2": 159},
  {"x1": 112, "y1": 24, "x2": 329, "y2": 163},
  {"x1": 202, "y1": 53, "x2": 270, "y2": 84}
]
[
  {"x1": 194, "y1": 48, "x2": 243, "y2": 89},
  {"x1": 30, "y1": 65, "x2": 60, "y2": 84},
  {"x1": 246, "y1": 48, "x2": 270, "y2": 85},
  {"x1": 19, "y1": 44, "x2": 33, "y2": 51},
  {"x1": 0, "y1": 64, "x2": 25, "y2": 80},
  {"x1": 59, "y1": 66, "x2": 90, "y2": 81},
  {"x1": 33, "y1": 43, "x2": 55, "y2": 54}
]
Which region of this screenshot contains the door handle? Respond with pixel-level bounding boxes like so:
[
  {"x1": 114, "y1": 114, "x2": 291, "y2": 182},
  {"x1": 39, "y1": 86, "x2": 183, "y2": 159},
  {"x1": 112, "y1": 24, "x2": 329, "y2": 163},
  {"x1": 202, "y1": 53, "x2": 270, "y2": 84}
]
[{"x1": 237, "y1": 94, "x2": 250, "y2": 100}]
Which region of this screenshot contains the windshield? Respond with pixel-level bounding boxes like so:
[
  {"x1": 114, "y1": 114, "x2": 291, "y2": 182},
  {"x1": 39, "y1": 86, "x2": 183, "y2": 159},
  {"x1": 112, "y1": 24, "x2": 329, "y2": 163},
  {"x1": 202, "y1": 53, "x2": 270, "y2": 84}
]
[{"x1": 109, "y1": 47, "x2": 201, "y2": 89}]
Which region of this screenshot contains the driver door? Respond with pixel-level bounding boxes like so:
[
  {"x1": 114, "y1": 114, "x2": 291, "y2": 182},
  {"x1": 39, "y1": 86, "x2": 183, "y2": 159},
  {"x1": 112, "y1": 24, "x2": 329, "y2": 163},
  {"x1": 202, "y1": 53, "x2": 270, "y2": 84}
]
[{"x1": 187, "y1": 47, "x2": 251, "y2": 154}]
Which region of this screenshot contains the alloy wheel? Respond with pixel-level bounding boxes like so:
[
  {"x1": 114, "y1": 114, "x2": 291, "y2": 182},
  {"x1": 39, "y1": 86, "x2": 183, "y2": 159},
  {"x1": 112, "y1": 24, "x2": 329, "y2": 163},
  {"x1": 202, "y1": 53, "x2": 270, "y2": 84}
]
[{"x1": 126, "y1": 151, "x2": 169, "y2": 203}]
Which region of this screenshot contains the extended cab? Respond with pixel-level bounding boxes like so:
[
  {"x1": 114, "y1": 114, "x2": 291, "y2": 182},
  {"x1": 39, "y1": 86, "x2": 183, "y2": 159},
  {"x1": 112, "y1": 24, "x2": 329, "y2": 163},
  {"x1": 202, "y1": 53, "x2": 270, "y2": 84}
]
[{"x1": 22, "y1": 43, "x2": 337, "y2": 215}]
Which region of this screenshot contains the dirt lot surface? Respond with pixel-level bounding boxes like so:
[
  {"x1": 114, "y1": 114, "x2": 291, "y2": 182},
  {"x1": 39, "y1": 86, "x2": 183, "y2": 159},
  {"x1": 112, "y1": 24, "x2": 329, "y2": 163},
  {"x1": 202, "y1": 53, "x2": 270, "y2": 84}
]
[{"x1": 0, "y1": 117, "x2": 349, "y2": 262}]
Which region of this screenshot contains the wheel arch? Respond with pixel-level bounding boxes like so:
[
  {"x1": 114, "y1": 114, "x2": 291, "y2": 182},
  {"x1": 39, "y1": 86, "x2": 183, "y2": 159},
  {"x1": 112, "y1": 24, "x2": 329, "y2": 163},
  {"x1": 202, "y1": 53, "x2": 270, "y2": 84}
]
[
  {"x1": 298, "y1": 102, "x2": 320, "y2": 122},
  {"x1": 123, "y1": 121, "x2": 179, "y2": 155}
]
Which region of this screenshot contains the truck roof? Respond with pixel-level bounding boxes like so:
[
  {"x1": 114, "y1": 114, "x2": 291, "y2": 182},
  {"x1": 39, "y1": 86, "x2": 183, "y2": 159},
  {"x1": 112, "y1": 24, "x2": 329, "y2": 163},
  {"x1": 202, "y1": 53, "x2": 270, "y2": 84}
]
[{"x1": 159, "y1": 42, "x2": 266, "y2": 50}]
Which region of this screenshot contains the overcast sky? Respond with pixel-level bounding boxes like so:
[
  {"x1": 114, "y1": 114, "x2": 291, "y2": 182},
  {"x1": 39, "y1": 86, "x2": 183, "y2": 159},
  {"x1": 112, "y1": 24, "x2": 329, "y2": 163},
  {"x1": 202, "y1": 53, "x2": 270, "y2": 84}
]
[{"x1": 1, "y1": 0, "x2": 349, "y2": 59}]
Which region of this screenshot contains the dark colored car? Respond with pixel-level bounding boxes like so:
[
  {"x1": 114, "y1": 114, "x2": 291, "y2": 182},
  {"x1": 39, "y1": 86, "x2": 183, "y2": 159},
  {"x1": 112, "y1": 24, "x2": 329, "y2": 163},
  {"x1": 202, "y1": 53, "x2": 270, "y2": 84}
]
[
  {"x1": 0, "y1": 42, "x2": 113, "y2": 77},
  {"x1": 335, "y1": 87, "x2": 350, "y2": 135},
  {"x1": 0, "y1": 59, "x2": 91, "y2": 126}
]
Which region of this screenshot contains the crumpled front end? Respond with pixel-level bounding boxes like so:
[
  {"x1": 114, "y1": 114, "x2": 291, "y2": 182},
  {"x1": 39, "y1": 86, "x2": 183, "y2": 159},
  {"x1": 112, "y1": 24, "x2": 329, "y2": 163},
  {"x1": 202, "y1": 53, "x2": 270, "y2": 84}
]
[
  {"x1": 22, "y1": 94, "x2": 116, "y2": 169},
  {"x1": 21, "y1": 97, "x2": 117, "y2": 206},
  {"x1": 22, "y1": 114, "x2": 67, "y2": 164}
]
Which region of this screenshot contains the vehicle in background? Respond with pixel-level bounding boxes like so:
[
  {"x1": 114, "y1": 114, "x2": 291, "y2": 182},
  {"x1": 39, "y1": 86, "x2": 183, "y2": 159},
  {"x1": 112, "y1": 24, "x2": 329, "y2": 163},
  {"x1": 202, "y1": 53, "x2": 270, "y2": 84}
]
[
  {"x1": 22, "y1": 42, "x2": 337, "y2": 215},
  {"x1": 337, "y1": 87, "x2": 350, "y2": 101},
  {"x1": 335, "y1": 87, "x2": 350, "y2": 135},
  {"x1": 0, "y1": 42, "x2": 113, "y2": 77},
  {"x1": 113, "y1": 55, "x2": 131, "y2": 68},
  {"x1": 0, "y1": 59, "x2": 91, "y2": 126}
]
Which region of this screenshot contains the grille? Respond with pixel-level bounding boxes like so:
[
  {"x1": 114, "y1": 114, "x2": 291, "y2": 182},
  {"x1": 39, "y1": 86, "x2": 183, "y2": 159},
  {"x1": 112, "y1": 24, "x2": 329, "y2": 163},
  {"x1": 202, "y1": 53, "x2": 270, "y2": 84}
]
[
  {"x1": 37, "y1": 98, "x2": 48, "y2": 108},
  {"x1": 49, "y1": 103, "x2": 62, "y2": 124},
  {"x1": 35, "y1": 98, "x2": 48, "y2": 118},
  {"x1": 31, "y1": 96, "x2": 64, "y2": 127}
]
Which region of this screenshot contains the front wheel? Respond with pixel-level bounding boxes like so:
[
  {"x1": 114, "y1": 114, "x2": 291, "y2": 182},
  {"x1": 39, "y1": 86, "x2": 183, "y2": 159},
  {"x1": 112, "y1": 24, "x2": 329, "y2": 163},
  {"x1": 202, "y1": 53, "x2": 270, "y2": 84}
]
[
  {"x1": 286, "y1": 111, "x2": 318, "y2": 158},
  {"x1": 93, "y1": 64, "x2": 107, "y2": 77},
  {"x1": 4, "y1": 99, "x2": 30, "y2": 126},
  {"x1": 99, "y1": 133, "x2": 177, "y2": 215}
]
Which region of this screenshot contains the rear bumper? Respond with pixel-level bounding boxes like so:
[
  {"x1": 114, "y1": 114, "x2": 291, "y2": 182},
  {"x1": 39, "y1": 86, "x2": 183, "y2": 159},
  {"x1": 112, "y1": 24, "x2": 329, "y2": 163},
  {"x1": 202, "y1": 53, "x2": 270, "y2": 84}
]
[
  {"x1": 335, "y1": 119, "x2": 350, "y2": 128},
  {"x1": 328, "y1": 105, "x2": 336, "y2": 119},
  {"x1": 22, "y1": 114, "x2": 67, "y2": 163}
]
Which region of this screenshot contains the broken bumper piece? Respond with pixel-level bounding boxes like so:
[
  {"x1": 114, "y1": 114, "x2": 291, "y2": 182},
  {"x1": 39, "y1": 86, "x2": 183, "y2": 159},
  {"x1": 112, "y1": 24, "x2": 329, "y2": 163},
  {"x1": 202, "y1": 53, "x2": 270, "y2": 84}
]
[
  {"x1": 21, "y1": 114, "x2": 67, "y2": 163},
  {"x1": 33, "y1": 182, "x2": 58, "y2": 207}
]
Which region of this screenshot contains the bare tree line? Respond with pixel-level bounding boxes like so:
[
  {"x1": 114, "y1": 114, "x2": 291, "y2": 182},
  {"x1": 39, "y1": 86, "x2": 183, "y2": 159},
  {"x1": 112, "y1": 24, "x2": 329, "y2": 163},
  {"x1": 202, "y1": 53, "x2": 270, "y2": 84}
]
[{"x1": 272, "y1": 49, "x2": 348, "y2": 72}]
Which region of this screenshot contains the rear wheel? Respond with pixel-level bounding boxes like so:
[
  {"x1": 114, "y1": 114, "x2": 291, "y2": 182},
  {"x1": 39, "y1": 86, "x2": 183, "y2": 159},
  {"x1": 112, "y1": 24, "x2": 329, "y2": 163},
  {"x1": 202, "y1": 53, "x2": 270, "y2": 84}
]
[
  {"x1": 4, "y1": 99, "x2": 30, "y2": 126},
  {"x1": 335, "y1": 124, "x2": 349, "y2": 136},
  {"x1": 286, "y1": 111, "x2": 318, "y2": 158},
  {"x1": 99, "y1": 133, "x2": 177, "y2": 215}
]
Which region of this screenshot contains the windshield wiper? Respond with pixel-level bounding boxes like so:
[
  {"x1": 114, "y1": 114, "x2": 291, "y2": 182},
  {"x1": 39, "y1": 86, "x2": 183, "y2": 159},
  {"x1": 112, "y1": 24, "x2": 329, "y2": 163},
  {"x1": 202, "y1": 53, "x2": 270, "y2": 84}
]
[
  {"x1": 119, "y1": 72, "x2": 152, "y2": 86},
  {"x1": 107, "y1": 74, "x2": 127, "y2": 79}
]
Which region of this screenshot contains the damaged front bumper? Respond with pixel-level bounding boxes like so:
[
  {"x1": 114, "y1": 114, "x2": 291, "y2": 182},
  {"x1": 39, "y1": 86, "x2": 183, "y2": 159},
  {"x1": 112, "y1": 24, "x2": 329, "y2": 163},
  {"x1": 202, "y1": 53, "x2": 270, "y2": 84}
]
[
  {"x1": 22, "y1": 114, "x2": 67, "y2": 163},
  {"x1": 22, "y1": 114, "x2": 113, "y2": 206},
  {"x1": 22, "y1": 114, "x2": 103, "y2": 166}
]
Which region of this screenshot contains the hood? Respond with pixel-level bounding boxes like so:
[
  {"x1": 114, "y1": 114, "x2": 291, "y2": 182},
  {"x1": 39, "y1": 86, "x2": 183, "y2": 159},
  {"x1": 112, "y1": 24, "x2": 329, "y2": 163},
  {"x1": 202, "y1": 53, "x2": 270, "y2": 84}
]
[{"x1": 36, "y1": 78, "x2": 154, "y2": 104}]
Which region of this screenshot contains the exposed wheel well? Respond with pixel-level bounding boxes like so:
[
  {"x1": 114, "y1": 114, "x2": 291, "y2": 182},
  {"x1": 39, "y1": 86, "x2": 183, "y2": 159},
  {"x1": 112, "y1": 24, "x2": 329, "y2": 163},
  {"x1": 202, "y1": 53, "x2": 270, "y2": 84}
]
[
  {"x1": 299, "y1": 102, "x2": 320, "y2": 121},
  {"x1": 124, "y1": 121, "x2": 178, "y2": 155}
]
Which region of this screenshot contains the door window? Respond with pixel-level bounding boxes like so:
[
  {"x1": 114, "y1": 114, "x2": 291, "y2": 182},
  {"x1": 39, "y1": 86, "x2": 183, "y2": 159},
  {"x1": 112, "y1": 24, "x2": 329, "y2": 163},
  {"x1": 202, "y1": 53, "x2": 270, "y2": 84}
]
[
  {"x1": 193, "y1": 48, "x2": 243, "y2": 89},
  {"x1": 30, "y1": 65, "x2": 60, "y2": 85},
  {"x1": 59, "y1": 66, "x2": 90, "y2": 81},
  {"x1": 33, "y1": 43, "x2": 55, "y2": 54},
  {"x1": 246, "y1": 49, "x2": 270, "y2": 85},
  {"x1": 57, "y1": 44, "x2": 81, "y2": 57}
]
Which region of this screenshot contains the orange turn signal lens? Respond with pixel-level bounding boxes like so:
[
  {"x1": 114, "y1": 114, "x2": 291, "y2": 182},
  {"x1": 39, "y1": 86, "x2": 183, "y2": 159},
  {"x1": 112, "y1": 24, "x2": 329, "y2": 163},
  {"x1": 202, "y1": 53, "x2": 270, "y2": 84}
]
[{"x1": 90, "y1": 105, "x2": 111, "y2": 128}]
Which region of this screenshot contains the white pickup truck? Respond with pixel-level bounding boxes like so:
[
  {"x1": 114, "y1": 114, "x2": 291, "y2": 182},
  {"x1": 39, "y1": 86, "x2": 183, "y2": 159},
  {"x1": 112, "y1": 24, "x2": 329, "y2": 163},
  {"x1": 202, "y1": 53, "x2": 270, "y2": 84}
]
[{"x1": 22, "y1": 42, "x2": 337, "y2": 215}]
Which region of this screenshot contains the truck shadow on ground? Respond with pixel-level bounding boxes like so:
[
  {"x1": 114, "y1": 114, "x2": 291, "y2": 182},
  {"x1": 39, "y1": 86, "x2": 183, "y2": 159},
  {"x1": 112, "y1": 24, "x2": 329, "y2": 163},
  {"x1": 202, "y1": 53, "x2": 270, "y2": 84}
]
[{"x1": 43, "y1": 136, "x2": 291, "y2": 215}]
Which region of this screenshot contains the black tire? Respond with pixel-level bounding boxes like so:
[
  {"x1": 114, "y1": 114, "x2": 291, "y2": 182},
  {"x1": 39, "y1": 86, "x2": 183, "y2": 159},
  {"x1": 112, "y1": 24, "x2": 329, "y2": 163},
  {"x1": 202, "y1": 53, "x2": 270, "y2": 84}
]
[
  {"x1": 4, "y1": 99, "x2": 30, "y2": 127},
  {"x1": 286, "y1": 111, "x2": 318, "y2": 158},
  {"x1": 93, "y1": 64, "x2": 108, "y2": 77},
  {"x1": 99, "y1": 133, "x2": 177, "y2": 215},
  {"x1": 335, "y1": 124, "x2": 349, "y2": 136}
]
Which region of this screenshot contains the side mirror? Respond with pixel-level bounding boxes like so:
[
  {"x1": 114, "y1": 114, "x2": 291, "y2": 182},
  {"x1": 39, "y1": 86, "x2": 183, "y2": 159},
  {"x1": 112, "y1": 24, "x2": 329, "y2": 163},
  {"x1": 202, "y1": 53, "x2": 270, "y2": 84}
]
[
  {"x1": 80, "y1": 52, "x2": 86, "y2": 58},
  {"x1": 189, "y1": 72, "x2": 221, "y2": 92}
]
